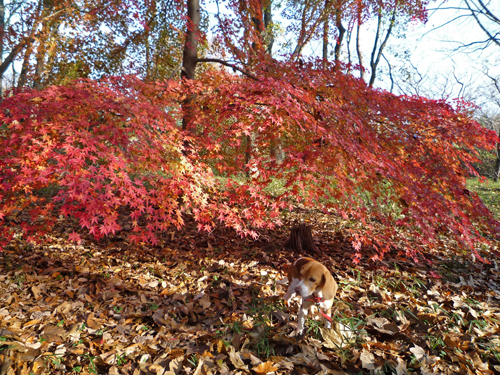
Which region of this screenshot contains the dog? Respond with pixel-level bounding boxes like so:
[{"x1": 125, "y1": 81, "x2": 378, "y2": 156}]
[{"x1": 283, "y1": 257, "x2": 338, "y2": 335}]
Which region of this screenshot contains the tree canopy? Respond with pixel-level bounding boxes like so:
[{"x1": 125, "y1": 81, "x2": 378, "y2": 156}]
[{"x1": 0, "y1": 0, "x2": 499, "y2": 261}]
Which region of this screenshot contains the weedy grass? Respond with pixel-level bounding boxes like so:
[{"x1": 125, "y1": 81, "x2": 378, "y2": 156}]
[
  {"x1": 425, "y1": 333, "x2": 446, "y2": 351},
  {"x1": 245, "y1": 293, "x2": 287, "y2": 358},
  {"x1": 467, "y1": 177, "x2": 500, "y2": 220},
  {"x1": 333, "y1": 312, "x2": 367, "y2": 346}
]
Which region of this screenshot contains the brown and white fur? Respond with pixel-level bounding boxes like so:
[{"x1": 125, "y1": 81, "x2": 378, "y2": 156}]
[{"x1": 284, "y1": 257, "x2": 338, "y2": 334}]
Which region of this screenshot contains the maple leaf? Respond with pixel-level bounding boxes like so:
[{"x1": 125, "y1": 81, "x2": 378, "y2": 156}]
[{"x1": 68, "y1": 232, "x2": 82, "y2": 244}]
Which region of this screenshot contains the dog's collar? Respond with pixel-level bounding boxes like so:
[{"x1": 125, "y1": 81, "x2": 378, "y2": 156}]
[
  {"x1": 306, "y1": 295, "x2": 324, "y2": 304},
  {"x1": 305, "y1": 295, "x2": 332, "y2": 323}
]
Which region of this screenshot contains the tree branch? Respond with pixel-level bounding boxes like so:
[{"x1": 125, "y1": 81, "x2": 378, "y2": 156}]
[
  {"x1": 197, "y1": 58, "x2": 259, "y2": 80},
  {"x1": 464, "y1": 0, "x2": 500, "y2": 47}
]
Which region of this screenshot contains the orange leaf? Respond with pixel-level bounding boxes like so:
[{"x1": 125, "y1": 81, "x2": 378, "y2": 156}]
[{"x1": 253, "y1": 361, "x2": 278, "y2": 374}]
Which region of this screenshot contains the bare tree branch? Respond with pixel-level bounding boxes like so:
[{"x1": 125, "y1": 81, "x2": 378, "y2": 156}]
[
  {"x1": 464, "y1": 0, "x2": 500, "y2": 48},
  {"x1": 369, "y1": 2, "x2": 398, "y2": 86},
  {"x1": 382, "y1": 53, "x2": 393, "y2": 93},
  {"x1": 197, "y1": 58, "x2": 259, "y2": 80}
]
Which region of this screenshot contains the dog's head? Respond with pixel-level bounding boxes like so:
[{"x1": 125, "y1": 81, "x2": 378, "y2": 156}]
[{"x1": 294, "y1": 261, "x2": 327, "y2": 297}]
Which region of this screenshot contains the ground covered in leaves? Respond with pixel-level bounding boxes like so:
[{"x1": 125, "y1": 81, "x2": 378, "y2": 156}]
[{"x1": 1, "y1": 217, "x2": 500, "y2": 375}]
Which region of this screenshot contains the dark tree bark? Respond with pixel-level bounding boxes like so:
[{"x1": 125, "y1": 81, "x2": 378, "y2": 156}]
[
  {"x1": 181, "y1": 0, "x2": 200, "y2": 82},
  {"x1": 0, "y1": 0, "x2": 4, "y2": 97},
  {"x1": 264, "y1": 1, "x2": 274, "y2": 55},
  {"x1": 322, "y1": 0, "x2": 330, "y2": 67},
  {"x1": 17, "y1": 41, "x2": 36, "y2": 88},
  {"x1": 285, "y1": 224, "x2": 320, "y2": 255},
  {"x1": 368, "y1": 3, "x2": 397, "y2": 87},
  {"x1": 181, "y1": 0, "x2": 201, "y2": 132}
]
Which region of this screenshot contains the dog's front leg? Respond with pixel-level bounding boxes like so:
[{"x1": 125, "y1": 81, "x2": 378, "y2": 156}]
[
  {"x1": 283, "y1": 288, "x2": 295, "y2": 306},
  {"x1": 284, "y1": 278, "x2": 300, "y2": 306},
  {"x1": 296, "y1": 303, "x2": 309, "y2": 335},
  {"x1": 323, "y1": 308, "x2": 332, "y2": 329},
  {"x1": 320, "y1": 302, "x2": 333, "y2": 330}
]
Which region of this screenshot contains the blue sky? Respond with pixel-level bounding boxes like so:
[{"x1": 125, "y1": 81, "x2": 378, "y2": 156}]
[{"x1": 206, "y1": 0, "x2": 500, "y2": 114}]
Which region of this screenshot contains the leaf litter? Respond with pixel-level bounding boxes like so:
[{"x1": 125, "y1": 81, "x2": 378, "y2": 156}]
[{"x1": 1, "y1": 215, "x2": 500, "y2": 375}]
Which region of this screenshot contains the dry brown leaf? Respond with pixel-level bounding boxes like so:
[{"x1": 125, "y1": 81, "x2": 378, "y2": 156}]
[
  {"x1": 409, "y1": 345, "x2": 426, "y2": 361},
  {"x1": 199, "y1": 293, "x2": 211, "y2": 309},
  {"x1": 217, "y1": 340, "x2": 226, "y2": 354},
  {"x1": 472, "y1": 353, "x2": 490, "y2": 371},
  {"x1": 359, "y1": 349, "x2": 375, "y2": 370},
  {"x1": 148, "y1": 363, "x2": 165, "y2": 375},
  {"x1": 396, "y1": 357, "x2": 407, "y2": 375},
  {"x1": 253, "y1": 361, "x2": 278, "y2": 374},
  {"x1": 41, "y1": 325, "x2": 65, "y2": 343},
  {"x1": 319, "y1": 365, "x2": 348, "y2": 375},
  {"x1": 124, "y1": 343, "x2": 141, "y2": 356},
  {"x1": 31, "y1": 285, "x2": 42, "y2": 300},
  {"x1": 168, "y1": 355, "x2": 184, "y2": 375},
  {"x1": 168, "y1": 348, "x2": 185, "y2": 358},
  {"x1": 23, "y1": 319, "x2": 40, "y2": 328},
  {"x1": 228, "y1": 345, "x2": 248, "y2": 371},
  {"x1": 193, "y1": 358, "x2": 213, "y2": 375},
  {"x1": 31, "y1": 358, "x2": 45, "y2": 375},
  {"x1": 86, "y1": 313, "x2": 103, "y2": 330},
  {"x1": 320, "y1": 323, "x2": 354, "y2": 348}
]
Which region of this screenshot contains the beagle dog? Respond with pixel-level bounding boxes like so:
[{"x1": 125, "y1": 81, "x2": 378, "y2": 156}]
[{"x1": 284, "y1": 257, "x2": 338, "y2": 334}]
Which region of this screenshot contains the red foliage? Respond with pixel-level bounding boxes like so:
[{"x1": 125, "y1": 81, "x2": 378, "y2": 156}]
[
  {"x1": 192, "y1": 60, "x2": 500, "y2": 261},
  {"x1": 0, "y1": 77, "x2": 271, "y2": 250},
  {"x1": 1, "y1": 65, "x2": 499, "y2": 260}
]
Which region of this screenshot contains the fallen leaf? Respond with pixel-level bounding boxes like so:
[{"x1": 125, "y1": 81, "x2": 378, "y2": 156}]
[
  {"x1": 31, "y1": 286, "x2": 42, "y2": 300},
  {"x1": 409, "y1": 345, "x2": 426, "y2": 361},
  {"x1": 253, "y1": 361, "x2": 278, "y2": 374},
  {"x1": 168, "y1": 355, "x2": 184, "y2": 375},
  {"x1": 360, "y1": 349, "x2": 375, "y2": 370},
  {"x1": 228, "y1": 345, "x2": 248, "y2": 371},
  {"x1": 320, "y1": 323, "x2": 355, "y2": 348},
  {"x1": 41, "y1": 326, "x2": 65, "y2": 343},
  {"x1": 396, "y1": 357, "x2": 407, "y2": 375}
]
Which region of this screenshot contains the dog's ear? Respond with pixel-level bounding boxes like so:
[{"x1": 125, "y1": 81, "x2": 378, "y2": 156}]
[{"x1": 317, "y1": 274, "x2": 326, "y2": 290}]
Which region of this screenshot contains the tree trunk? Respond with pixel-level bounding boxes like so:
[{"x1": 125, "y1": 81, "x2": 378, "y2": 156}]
[
  {"x1": 285, "y1": 224, "x2": 320, "y2": 255},
  {"x1": 181, "y1": 0, "x2": 201, "y2": 132},
  {"x1": 181, "y1": 0, "x2": 200, "y2": 82},
  {"x1": 368, "y1": 3, "x2": 397, "y2": 87},
  {"x1": 33, "y1": 28, "x2": 48, "y2": 90},
  {"x1": 17, "y1": 41, "x2": 35, "y2": 88},
  {"x1": 495, "y1": 128, "x2": 500, "y2": 181},
  {"x1": 356, "y1": 23, "x2": 364, "y2": 81},
  {"x1": 0, "y1": 0, "x2": 4, "y2": 97},
  {"x1": 17, "y1": 0, "x2": 43, "y2": 88},
  {"x1": 334, "y1": 8, "x2": 346, "y2": 64},
  {"x1": 264, "y1": 1, "x2": 273, "y2": 55},
  {"x1": 33, "y1": 0, "x2": 56, "y2": 90},
  {"x1": 322, "y1": 0, "x2": 330, "y2": 67}
]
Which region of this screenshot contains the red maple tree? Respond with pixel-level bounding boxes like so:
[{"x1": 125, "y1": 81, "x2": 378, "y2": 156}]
[{"x1": 0, "y1": 0, "x2": 498, "y2": 261}]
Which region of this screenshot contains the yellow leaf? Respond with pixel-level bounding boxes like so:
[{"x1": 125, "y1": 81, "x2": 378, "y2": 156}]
[{"x1": 253, "y1": 361, "x2": 278, "y2": 374}]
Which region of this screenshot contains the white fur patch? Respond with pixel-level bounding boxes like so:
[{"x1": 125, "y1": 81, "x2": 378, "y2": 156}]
[
  {"x1": 295, "y1": 280, "x2": 313, "y2": 297},
  {"x1": 284, "y1": 277, "x2": 300, "y2": 303}
]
